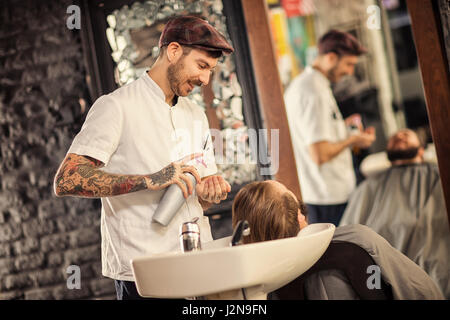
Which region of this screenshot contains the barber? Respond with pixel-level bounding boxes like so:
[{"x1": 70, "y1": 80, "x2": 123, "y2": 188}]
[
  {"x1": 284, "y1": 30, "x2": 376, "y2": 226},
  {"x1": 53, "y1": 15, "x2": 233, "y2": 299}
]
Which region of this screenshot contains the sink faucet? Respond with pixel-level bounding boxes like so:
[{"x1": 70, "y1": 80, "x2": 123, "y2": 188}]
[
  {"x1": 230, "y1": 220, "x2": 250, "y2": 246},
  {"x1": 179, "y1": 217, "x2": 202, "y2": 252}
]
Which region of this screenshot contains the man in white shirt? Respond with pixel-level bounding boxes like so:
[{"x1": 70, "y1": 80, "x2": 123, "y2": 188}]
[
  {"x1": 284, "y1": 30, "x2": 376, "y2": 226},
  {"x1": 53, "y1": 16, "x2": 234, "y2": 299}
]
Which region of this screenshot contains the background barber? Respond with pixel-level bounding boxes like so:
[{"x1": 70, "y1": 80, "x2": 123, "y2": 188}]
[{"x1": 284, "y1": 29, "x2": 376, "y2": 226}]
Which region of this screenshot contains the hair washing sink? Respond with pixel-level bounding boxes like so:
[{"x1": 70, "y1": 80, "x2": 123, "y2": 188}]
[{"x1": 131, "y1": 223, "x2": 335, "y2": 300}]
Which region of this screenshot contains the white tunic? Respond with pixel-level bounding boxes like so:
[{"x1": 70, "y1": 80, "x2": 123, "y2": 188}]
[
  {"x1": 67, "y1": 72, "x2": 217, "y2": 281},
  {"x1": 284, "y1": 66, "x2": 356, "y2": 205}
]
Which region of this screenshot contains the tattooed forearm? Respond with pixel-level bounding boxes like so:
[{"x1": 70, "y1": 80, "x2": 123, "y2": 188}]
[
  {"x1": 147, "y1": 164, "x2": 176, "y2": 187},
  {"x1": 54, "y1": 154, "x2": 150, "y2": 198},
  {"x1": 54, "y1": 153, "x2": 190, "y2": 198}
]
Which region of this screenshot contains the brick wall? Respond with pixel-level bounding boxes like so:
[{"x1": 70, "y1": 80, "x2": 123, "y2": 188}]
[{"x1": 0, "y1": 0, "x2": 116, "y2": 299}]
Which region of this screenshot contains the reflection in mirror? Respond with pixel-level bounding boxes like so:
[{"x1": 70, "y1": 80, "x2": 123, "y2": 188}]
[
  {"x1": 104, "y1": 0, "x2": 257, "y2": 187},
  {"x1": 268, "y1": 0, "x2": 449, "y2": 298}
]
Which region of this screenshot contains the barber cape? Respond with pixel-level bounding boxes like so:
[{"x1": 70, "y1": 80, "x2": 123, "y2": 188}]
[
  {"x1": 304, "y1": 224, "x2": 444, "y2": 299},
  {"x1": 339, "y1": 163, "x2": 450, "y2": 298}
]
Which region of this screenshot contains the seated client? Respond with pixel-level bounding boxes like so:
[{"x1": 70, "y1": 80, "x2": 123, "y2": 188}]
[
  {"x1": 232, "y1": 180, "x2": 444, "y2": 299},
  {"x1": 339, "y1": 129, "x2": 450, "y2": 298}
]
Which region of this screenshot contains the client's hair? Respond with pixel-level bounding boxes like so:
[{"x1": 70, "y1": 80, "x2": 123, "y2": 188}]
[{"x1": 232, "y1": 181, "x2": 301, "y2": 244}]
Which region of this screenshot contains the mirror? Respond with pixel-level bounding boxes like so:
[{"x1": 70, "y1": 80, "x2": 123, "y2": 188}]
[{"x1": 267, "y1": 0, "x2": 449, "y2": 298}]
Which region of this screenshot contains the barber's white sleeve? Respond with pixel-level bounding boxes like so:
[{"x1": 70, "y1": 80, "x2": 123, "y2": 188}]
[
  {"x1": 300, "y1": 94, "x2": 334, "y2": 145},
  {"x1": 67, "y1": 95, "x2": 123, "y2": 165}
]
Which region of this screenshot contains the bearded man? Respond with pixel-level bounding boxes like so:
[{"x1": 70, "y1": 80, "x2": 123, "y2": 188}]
[
  {"x1": 340, "y1": 129, "x2": 450, "y2": 298},
  {"x1": 53, "y1": 16, "x2": 233, "y2": 299}
]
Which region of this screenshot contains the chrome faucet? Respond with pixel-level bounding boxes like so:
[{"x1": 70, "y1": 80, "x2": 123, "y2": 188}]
[{"x1": 179, "y1": 217, "x2": 202, "y2": 252}]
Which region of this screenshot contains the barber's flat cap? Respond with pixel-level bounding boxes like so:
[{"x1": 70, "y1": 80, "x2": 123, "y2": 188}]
[{"x1": 159, "y1": 15, "x2": 234, "y2": 55}]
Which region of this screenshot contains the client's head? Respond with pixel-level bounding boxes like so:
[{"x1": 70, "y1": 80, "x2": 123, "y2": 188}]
[
  {"x1": 232, "y1": 180, "x2": 308, "y2": 244},
  {"x1": 386, "y1": 129, "x2": 424, "y2": 165}
]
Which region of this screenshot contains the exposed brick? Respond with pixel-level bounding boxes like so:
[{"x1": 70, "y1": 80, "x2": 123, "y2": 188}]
[
  {"x1": 64, "y1": 245, "x2": 100, "y2": 266},
  {"x1": 2, "y1": 273, "x2": 33, "y2": 290},
  {"x1": 0, "y1": 2, "x2": 95, "y2": 300},
  {"x1": 0, "y1": 211, "x2": 6, "y2": 224},
  {"x1": 79, "y1": 262, "x2": 96, "y2": 280},
  {"x1": 15, "y1": 33, "x2": 35, "y2": 52},
  {"x1": 1, "y1": 172, "x2": 17, "y2": 190},
  {"x1": 11, "y1": 237, "x2": 39, "y2": 255},
  {"x1": 69, "y1": 227, "x2": 100, "y2": 248},
  {"x1": 14, "y1": 253, "x2": 45, "y2": 272},
  {"x1": 29, "y1": 268, "x2": 64, "y2": 287},
  {"x1": 24, "y1": 287, "x2": 54, "y2": 300},
  {"x1": 8, "y1": 206, "x2": 31, "y2": 223},
  {"x1": 0, "y1": 242, "x2": 11, "y2": 257},
  {"x1": 90, "y1": 261, "x2": 103, "y2": 277},
  {"x1": 32, "y1": 43, "x2": 80, "y2": 66},
  {"x1": 0, "y1": 257, "x2": 15, "y2": 275},
  {"x1": 37, "y1": 198, "x2": 65, "y2": 220},
  {"x1": 47, "y1": 61, "x2": 77, "y2": 80},
  {"x1": 21, "y1": 67, "x2": 46, "y2": 84},
  {"x1": 52, "y1": 284, "x2": 91, "y2": 300},
  {"x1": 0, "y1": 290, "x2": 24, "y2": 300},
  {"x1": 0, "y1": 222, "x2": 22, "y2": 241},
  {"x1": 55, "y1": 213, "x2": 99, "y2": 233},
  {"x1": 90, "y1": 278, "x2": 116, "y2": 297},
  {"x1": 22, "y1": 218, "x2": 56, "y2": 238},
  {"x1": 47, "y1": 252, "x2": 63, "y2": 267},
  {"x1": 40, "y1": 232, "x2": 70, "y2": 253}
]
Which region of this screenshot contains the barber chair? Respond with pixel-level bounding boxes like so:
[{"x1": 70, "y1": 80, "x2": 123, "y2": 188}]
[{"x1": 269, "y1": 241, "x2": 394, "y2": 300}]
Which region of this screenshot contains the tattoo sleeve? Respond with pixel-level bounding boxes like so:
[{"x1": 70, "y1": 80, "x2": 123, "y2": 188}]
[{"x1": 54, "y1": 153, "x2": 175, "y2": 198}]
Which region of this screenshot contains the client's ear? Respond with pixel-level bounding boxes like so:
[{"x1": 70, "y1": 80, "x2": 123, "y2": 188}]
[{"x1": 297, "y1": 209, "x2": 308, "y2": 230}]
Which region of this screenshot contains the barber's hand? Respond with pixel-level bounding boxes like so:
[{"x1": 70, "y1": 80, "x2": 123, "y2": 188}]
[
  {"x1": 351, "y1": 127, "x2": 376, "y2": 149},
  {"x1": 147, "y1": 153, "x2": 202, "y2": 198},
  {"x1": 196, "y1": 175, "x2": 231, "y2": 204}
]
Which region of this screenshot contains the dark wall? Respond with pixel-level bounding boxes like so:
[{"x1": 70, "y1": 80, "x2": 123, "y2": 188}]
[{"x1": 0, "y1": 0, "x2": 115, "y2": 299}]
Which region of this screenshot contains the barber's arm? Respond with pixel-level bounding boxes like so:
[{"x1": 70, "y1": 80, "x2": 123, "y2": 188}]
[
  {"x1": 196, "y1": 175, "x2": 231, "y2": 211},
  {"x1": 309, "y1": 127, "x2": 376, "y2": 166},
  {"x1": 53, "y1": 153, "x2": 202, "y2": 199}
]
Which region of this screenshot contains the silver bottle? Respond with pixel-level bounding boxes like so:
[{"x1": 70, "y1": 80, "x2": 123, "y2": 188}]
[
  {"x1": 152, "y1": 173, "x2": 197, "y2": 226},
  {"x1": 179, "y1": 217, "x2": 202, "y2": 252}
]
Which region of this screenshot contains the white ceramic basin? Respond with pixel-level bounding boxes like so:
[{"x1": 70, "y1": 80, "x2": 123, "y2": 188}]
[{"x1": 131, "y1": 223, "x2": 335, "y2": 299}]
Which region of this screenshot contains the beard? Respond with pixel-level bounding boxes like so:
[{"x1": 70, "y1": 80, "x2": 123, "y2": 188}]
[
  {"x1": 167, "y1": 59, "x2": 186, "y2": 97},
  {"x1": 328, "y1": 65, "x2": 339, "y2": 83},
  {"x1": 387, "y1": 147, "x2": 420, "y2": 162},
  {"x1": 167, "y1": 58, "x2": 202, "y2": 97}
]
